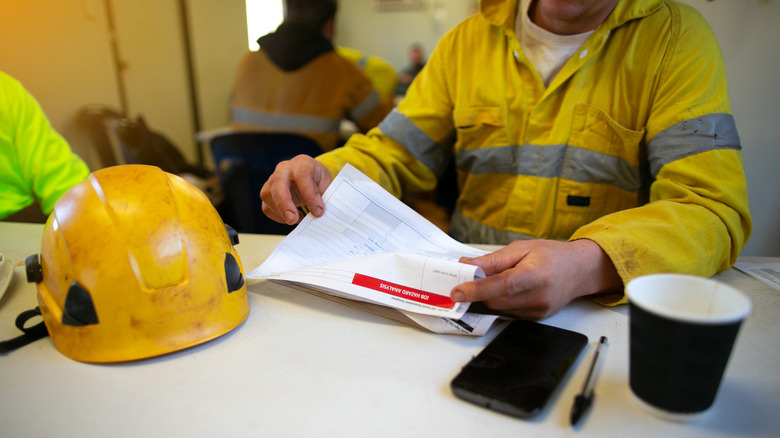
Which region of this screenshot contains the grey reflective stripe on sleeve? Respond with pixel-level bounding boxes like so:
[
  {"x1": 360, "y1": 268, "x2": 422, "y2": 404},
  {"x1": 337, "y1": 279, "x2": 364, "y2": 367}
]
[
  {"x1": 648, "y1": 113, "x2": 741, "y2": 177},
  {"x1": 232, "y1": 107, "x2": 340, "y2": 134},
  {"x1": 457, "y1": 144, "x2": 642, "y2": 193},
  {"x1": 378, "y1": 108, "x2": 452, "y2": 175},
  {"x1": 349, "y1": 89, "x2": 381, "y2": 121}
]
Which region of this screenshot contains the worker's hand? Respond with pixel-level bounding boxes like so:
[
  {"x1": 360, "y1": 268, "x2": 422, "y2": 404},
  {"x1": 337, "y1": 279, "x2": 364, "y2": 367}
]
[
  {"x1": 260, "y1": 155, "x2": 332, "y2": 225},
  {"x1": 451, "y1": 239, "x2": 622, "y2": 320}
]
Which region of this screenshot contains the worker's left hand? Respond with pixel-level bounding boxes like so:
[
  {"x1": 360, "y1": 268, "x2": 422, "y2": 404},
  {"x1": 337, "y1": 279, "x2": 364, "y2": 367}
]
[{"x1": 450, "y1": 239, "x2": 622, "y2": 320}]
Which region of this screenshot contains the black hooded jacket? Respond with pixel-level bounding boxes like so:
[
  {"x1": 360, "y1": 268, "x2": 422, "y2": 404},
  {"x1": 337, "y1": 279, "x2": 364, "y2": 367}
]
[{"x1": 257, "y1": 23, "x2": 334, "y2": 72}]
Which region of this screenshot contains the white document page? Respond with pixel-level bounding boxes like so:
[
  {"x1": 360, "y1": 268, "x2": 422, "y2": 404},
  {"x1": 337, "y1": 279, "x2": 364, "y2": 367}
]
[
  {"x1": 248, "y1": 164, "x2": 501, "y2": 333},
  {"x1": 734, "y1": 261, "x2": 780, "y2": 291}
]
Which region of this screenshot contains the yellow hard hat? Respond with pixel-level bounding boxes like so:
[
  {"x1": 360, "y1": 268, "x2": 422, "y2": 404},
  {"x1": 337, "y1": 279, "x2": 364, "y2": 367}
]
[{"x1": 25, "y1": 165, "x2": 249, "y2": 363}]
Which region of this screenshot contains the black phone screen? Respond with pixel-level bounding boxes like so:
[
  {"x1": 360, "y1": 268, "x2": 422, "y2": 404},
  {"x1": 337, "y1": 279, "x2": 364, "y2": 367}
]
[{"x1": 450, "y1": 319, "x2": 587, "y2": 419}]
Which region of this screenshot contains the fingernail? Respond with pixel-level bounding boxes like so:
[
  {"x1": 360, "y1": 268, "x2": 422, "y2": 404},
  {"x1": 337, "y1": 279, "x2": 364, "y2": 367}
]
[
  {"x1": 311, "y1": 206, "x2": 323, "y2": 217},
  {"x1": 284, "y1": 210, "x2": 297, "y2": 224},
  {"x1": 451, "y1": 291, "x2": 466, "y2": 302}
]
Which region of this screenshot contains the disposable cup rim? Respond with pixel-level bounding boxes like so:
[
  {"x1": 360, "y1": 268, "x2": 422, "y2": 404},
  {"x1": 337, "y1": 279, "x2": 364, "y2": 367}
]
[{"x1": 626, "y1": 273, "x2": 751, "y2": 325}]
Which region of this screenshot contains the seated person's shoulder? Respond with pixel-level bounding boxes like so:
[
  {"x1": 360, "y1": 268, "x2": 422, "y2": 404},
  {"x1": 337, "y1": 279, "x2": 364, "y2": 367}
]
[
  {"x1": 238, "y1": 49, "x2": 267, "y2": 66},
  {"x1": 316, "y1": 51, "x2": 367, "y2": 77}
]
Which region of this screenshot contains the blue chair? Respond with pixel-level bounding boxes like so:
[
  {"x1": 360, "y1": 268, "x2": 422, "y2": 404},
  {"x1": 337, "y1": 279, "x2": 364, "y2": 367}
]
[{"x1": 210, "y1": 132, "x2": 323, "y2": 234}]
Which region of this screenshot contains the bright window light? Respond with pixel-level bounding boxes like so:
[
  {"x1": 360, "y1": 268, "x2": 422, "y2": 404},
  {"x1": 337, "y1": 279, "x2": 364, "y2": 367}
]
[{"x1": 246, "y1": 0, "x2": 283, "y2": 51}]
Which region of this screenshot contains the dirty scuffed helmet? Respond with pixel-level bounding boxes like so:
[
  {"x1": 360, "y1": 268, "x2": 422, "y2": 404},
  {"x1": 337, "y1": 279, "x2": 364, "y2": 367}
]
[{"x1": 25, "y1": 165, "x2": 249, "y2": 362}]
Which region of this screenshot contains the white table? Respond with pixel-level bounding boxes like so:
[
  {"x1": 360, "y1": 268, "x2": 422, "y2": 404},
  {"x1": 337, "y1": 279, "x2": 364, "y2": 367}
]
[{"x1": 1, "y1": 221, "x2": 778, "y2": 437}]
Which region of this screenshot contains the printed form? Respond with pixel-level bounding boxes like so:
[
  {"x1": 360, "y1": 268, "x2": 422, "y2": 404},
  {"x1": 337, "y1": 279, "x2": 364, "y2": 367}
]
[
  {"x1": 734, "y1": 261, "x2": 780, "y2": 292},
  {"x1": 248, "y1": 164, "x2": 502, "y2": 335}
]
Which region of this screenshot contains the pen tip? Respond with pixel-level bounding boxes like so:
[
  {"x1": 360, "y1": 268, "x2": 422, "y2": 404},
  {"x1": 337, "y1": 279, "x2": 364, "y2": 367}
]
[{"x1": 570, "y1": 394, "x2": 592, "y2": 426}]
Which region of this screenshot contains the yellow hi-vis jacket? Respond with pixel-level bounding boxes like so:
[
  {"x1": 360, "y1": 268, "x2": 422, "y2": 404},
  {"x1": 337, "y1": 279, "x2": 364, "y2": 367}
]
[
  {"x1": 231, "y1": 49, "x2": 392, "y2": 152},
  {"x1": 318, "y1": 0, "x2": 752, "y2": 304},
  {"x1": 1, "y1": 71, "x2": 89, "y2": 219}
]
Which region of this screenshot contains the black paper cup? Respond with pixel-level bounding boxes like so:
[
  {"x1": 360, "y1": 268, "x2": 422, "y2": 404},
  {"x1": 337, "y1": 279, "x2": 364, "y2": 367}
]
[{"x1": 626, "y1": 274, "x2": 751, "y2": 421}]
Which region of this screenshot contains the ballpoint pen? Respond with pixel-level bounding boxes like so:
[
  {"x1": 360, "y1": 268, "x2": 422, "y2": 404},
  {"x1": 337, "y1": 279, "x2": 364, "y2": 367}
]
[{"x1": 570, "y1": 335, "x2": 608, "y2": 426}]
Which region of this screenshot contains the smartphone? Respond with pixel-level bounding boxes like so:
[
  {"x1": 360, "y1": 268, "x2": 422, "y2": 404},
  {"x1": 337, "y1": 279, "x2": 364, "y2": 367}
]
[{"x1": 450, "y1": 319, "x2": 587, "y2": 419}]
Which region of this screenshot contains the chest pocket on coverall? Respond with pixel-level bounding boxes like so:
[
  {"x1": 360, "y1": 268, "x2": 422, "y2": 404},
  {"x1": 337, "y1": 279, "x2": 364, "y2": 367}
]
[{"x1": 556, "y1": 104, "x2": 646, "y2": 237}]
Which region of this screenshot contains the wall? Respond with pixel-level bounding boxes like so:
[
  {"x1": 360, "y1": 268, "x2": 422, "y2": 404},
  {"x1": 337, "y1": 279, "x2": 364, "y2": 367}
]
[
  {"x1": 0, "y1": 0, "x2": 121, "y2": 168},
  {"x1": 680, "y1": 0, "x2": 780, "y2": 256},
  {"x1": 335, "y1": 0, "x2": 478, "y2": 71},
  {"x1": 110, "y1": 0, "x2": 195, "y2": 162},
  {"x1": 187, "y1": 0, "x2": 248, "y2": 145},
  {"x1": 0, "y1": 0, "x2": 246, "y2": 170}
]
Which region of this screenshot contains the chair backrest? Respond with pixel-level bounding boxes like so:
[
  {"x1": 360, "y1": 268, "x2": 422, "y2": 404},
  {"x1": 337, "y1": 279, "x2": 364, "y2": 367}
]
[
  {"x1": 76, "y1": 105, "x2": 124, "y2": 168},
  {"x1": 105, "y1": 116, "x2": 214, "y2": 178},
  {"x1": 210, "y1": 132, "x2": 323, "y2": 234}
]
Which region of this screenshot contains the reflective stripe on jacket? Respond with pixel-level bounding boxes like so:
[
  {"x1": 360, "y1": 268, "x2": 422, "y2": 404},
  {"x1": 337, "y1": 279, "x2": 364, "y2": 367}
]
[
  {"x1": 318, "y1": 0, "x2": 751, "y2": 301},
  {"x1": 231, "y1": 50, "x2": 391, "y2": 152}
]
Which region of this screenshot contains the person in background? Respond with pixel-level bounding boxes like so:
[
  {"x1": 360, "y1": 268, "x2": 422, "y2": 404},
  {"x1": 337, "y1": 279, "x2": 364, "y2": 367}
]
[
  {"x1": 395, "y1": 44, "x2": 425, "y2": 95},
  {"x1": 1, "y1": 71, "x2": 90, "y2": 223},
  {"x1": 258, "y1": 0, "x2": 752, "y2": 321},
  {"x1": 230, "y1": 0, "x2": 392, "y2": 153}
]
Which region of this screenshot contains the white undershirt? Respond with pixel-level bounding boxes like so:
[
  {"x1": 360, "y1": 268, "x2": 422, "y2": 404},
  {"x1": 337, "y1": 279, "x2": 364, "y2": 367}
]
[{"x1": 515, "y1": 0, "x2": 593, "y2": 86}]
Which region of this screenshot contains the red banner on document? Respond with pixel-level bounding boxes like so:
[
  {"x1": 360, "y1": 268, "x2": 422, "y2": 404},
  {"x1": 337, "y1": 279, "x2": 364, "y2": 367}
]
[{"x1": 352, "y1": 274, "x2": 456, "y2": 309}]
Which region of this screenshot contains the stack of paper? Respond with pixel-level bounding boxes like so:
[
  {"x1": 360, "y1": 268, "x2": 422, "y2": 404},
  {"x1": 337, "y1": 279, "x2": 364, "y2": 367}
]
[{"x1": 248, "y1": 164, "x2": 502, "y2": 335}]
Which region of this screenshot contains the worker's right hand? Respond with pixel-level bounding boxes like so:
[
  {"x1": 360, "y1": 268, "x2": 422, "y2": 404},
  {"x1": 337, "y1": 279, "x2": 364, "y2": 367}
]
[{"x1": 260, "y1": 155, "x2": 332, "y2": 225}]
